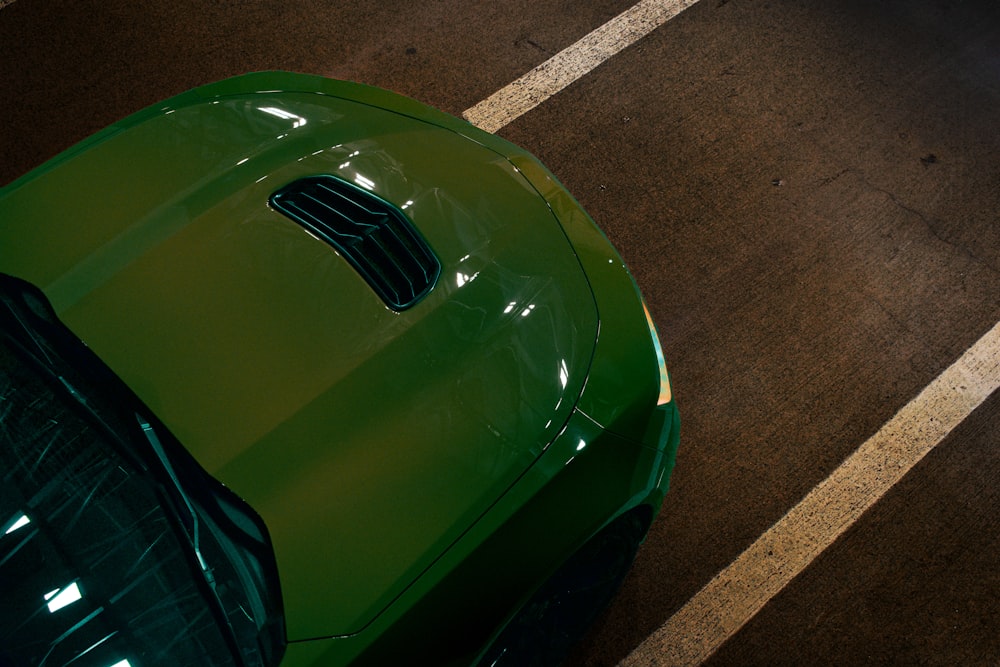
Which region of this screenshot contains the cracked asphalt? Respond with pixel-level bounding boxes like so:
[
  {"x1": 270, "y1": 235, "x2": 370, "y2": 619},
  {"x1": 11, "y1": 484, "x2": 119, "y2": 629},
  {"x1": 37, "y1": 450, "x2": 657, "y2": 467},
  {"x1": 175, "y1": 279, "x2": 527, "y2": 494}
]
[{"x1": 2, "y1": 0, "x2": 998, "y2": 664}]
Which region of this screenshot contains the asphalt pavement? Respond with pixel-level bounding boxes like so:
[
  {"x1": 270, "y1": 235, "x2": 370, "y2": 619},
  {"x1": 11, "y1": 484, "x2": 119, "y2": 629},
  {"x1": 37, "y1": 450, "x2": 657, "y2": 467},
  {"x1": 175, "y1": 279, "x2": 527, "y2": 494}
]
[{"x1": 2, "y1": 0, "x2": 998, "y2": 664}]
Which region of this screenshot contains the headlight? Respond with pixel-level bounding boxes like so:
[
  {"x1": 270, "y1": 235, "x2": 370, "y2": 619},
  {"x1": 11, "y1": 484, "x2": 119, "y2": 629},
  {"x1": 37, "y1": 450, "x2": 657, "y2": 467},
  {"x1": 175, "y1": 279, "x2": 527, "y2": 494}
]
[{"x1": 642, "y1": 300, "x2": 672, "y2": 406}]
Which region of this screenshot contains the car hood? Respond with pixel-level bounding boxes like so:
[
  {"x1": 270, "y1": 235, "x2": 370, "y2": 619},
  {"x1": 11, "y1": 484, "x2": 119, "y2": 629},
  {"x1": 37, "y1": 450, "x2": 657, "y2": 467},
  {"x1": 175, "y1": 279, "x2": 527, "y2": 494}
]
[{"x1": 0, "y1": 80, "x2": 598, "y2": 639}]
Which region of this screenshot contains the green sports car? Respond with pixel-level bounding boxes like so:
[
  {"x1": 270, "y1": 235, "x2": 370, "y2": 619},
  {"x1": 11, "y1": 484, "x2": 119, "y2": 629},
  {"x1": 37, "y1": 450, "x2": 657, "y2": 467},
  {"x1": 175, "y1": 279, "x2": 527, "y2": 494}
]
[{"x1": 0, "y1": 72, "x2": 679, "y2": 667}]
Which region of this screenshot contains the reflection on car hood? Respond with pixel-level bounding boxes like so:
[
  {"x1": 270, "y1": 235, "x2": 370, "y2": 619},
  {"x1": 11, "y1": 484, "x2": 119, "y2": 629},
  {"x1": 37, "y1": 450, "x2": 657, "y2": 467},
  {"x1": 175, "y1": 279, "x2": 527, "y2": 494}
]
[{"x1": 0, "y1": 84, "x2": 598, "y2": 638}]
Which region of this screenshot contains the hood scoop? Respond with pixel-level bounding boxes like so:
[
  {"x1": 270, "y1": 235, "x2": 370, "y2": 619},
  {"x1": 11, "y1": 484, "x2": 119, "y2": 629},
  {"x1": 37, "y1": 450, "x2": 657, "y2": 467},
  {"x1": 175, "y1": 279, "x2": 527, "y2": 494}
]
[{"x1": 270, "y1": 175, "x2": 440, "y2": 310}]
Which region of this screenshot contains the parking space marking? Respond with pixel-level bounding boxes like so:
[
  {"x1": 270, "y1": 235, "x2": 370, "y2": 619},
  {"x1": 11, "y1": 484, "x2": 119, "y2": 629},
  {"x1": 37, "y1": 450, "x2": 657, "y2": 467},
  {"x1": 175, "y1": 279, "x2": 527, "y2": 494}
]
[
  {"x1": 463, "y1": 0, "x2": 698, "y2": 133},
  {"x1": 0, "y1": 0, "x2": 17, "y2": 9},
  {"x1": 621, "y1": 321, "x2": 1000, "y2": 666}
]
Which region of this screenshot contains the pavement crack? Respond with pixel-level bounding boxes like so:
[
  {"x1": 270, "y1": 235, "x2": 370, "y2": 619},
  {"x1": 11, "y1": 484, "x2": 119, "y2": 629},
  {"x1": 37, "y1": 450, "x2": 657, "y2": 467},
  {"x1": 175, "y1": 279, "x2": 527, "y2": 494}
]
[
  {"x1": 818, "y1": 168, "x2": 852, "y2": 187},
  {"x1": 841, "y1": 169, "x2": 1000, "y2": 277},
  {"x1": 873, "y1": 186, "x2": 999, "y2": 275},
  {"x1": 515, "y1": 36, "x2": 554, "y2": 56}
]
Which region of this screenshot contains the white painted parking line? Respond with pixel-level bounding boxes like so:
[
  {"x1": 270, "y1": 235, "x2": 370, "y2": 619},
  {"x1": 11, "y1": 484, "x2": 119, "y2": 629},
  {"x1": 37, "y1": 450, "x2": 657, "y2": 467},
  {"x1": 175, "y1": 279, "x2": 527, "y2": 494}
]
[
  {"x1": 463, "y1": 0, "x2": 699, "y2": 133},
  {"x1": 0, "y1": 0, "x2": 17, "y2": 9},
  {"x1": 621, "y1": 321, "x2": 1000, "y2": 666}
]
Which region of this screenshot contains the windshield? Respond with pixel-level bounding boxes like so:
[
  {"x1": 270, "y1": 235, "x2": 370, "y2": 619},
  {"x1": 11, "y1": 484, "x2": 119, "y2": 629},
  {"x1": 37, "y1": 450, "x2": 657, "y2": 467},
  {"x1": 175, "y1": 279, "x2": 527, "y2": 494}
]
[{"x1": 0, "y1": 275, "x2": 285, "y2": 667}]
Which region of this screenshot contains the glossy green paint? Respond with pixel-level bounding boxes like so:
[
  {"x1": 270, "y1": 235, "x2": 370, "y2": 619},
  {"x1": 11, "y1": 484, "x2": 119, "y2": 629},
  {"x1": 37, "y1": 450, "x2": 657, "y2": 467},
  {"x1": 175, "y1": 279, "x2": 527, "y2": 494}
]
[
  {"x1": 280, "y1": 406, "x2": 678, "y2": 667},
  {"x1": 0, "y1": 73, "x2": 679, "y2": 663}
]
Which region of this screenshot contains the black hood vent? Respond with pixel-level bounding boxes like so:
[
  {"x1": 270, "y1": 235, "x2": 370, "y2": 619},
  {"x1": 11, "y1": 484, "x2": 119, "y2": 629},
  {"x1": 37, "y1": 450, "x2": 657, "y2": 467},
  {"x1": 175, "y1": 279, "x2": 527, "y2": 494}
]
[{"x1": 270, "y1": 175, "x2": 441, "y2": 311}]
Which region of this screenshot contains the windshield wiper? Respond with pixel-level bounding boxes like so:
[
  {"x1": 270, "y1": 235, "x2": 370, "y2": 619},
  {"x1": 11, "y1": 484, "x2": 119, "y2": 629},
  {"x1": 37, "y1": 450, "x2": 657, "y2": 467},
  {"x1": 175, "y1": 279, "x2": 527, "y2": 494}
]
[
  {"x1": 136, "y1": 413, "x2": 217, "y2": 588},
  {"x1": 1, "y1": 273, "x2": 285, "y2": 665}
]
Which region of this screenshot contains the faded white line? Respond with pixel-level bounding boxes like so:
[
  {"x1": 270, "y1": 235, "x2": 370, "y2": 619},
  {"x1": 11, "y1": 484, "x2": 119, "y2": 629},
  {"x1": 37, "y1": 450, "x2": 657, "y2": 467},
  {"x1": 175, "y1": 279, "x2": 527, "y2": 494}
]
[
  {"x1": 463, "y1": 0, "x2": 698, "y2": 133},
  {"x1": 621, "y1": 321, "x2": 1000, "y2": 666},
  {"x1": 0, "y1": 0, "x2": 17, "y2": 9}
]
